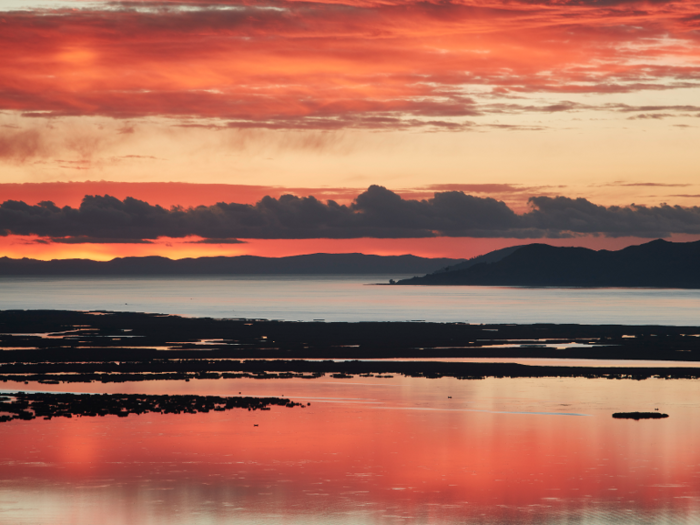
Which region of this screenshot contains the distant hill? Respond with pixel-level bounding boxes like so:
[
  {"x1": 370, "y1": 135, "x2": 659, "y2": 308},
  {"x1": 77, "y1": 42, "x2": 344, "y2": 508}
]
[
  {"x1": 396, "y1": 239, "x2": 700, "y2": 288},
  {"x1": 429, "y1": 245, "x2": 523, "y2": 275},
  {"x1": 0, "y1": 253, "x2": 464, "y2": 276}
]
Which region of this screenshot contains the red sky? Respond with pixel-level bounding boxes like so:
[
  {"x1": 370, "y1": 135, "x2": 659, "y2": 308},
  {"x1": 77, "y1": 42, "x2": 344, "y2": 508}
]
[
  {"x1": 3, "y1": 0, "x2": 700, "y2": 125},
  {"x1": 7, "y1": 232, "x2": 695, "y2": 261},
  {"x1": 1, "y1": 0, "x2": 700, "y2": 259}
]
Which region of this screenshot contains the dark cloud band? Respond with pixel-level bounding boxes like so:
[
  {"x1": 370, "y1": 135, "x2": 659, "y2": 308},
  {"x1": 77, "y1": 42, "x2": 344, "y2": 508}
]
[{"x1": 1, "y1": 186, "x2": 700, "y2": 242}]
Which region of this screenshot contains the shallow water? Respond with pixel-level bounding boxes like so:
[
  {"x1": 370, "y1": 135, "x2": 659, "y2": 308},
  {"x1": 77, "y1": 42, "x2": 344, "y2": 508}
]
[
  {"x1": 1, "y1": 376, "x2": 700, "y2": 524},
  {"x1": 2, "y1": 276, "x2": 699, "y2": 522},
  {"x1": 1, "y1": 275, "x2": 700, "y2": 325}
]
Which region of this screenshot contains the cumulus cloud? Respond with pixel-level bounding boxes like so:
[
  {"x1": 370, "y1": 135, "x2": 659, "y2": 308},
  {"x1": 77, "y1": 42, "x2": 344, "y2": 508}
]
[
  {"x1": 2, "y1": 186, "x2": 700, "y2": 242},
  {"x1": 527, "y1": 196, "x2": 700, "y2": 238}
]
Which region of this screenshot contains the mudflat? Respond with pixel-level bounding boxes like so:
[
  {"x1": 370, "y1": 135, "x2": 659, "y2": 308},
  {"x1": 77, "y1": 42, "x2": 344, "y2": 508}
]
[{"x1": 1, "y1": 310, "x2": 699, "y2": 384}]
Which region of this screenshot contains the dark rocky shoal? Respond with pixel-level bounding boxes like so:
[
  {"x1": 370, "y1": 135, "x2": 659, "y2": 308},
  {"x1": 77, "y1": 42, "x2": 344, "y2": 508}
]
[
  {"x1": 1, "y1": 361, "x2": 699, "y2": 385},
  {"x1": 612, "y1": 412, "x2": 669, "y2": 420},
  {"x1": 1, "y1": 310, "x2": 700, "y2": 382},
  {"x1": 0, "y1": 392, "x2": 304, "y2": 423}
]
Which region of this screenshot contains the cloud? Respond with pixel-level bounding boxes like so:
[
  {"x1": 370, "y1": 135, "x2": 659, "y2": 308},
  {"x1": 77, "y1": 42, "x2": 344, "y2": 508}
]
[
  {"x1": 188, "y1": 238, "x2": 246, "y2": 244},
  {"x1": 0, "y1": 120, "x2": 137, "y2": 164},
  {"x1": 1, "y1": 0, "x2": 699, "y2": 129},
  {"x1": 48, "y1": 236, "x2": 154, "y2": 244},
  {"x1": 0, "y1": 181, "x2": 387, "y2": 208},
  {"x1": 2, "y1": 186, "x2": 700, "y2": 241},
  {"x1": 605, "y1": 182, "x2": 693, "y2": 187},
  {"x1": 422, "y1": 183, "x2": 557, "y2": 194},
  {"x1": 0, "y1": 128, "x2": 50, "y2": 161},
  {"x1": 527, "y1": 196, "x2": 700, "y2": 238}
]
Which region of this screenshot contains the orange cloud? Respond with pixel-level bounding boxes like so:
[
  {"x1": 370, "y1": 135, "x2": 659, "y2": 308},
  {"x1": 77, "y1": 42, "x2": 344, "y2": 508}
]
[{"x1": 1, "y1": 0, "x2": 699, "y2": 129}]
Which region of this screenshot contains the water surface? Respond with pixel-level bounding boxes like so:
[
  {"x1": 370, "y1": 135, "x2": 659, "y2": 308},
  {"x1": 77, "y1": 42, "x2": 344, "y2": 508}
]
[
  {"x1": 1, "y1": 376, "x2": 699, "y2": 524},
  {"x1": 1, "y1": 275, "x2": 700, "y2": 325},
  {"x1": 2, "y1": 276, "x2": 699, "y2": 522}
]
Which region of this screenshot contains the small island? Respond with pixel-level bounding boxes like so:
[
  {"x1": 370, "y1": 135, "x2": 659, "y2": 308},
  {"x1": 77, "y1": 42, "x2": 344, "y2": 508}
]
[{"x1": 612, "y1": 412, "x2": 669, "y2": 420}]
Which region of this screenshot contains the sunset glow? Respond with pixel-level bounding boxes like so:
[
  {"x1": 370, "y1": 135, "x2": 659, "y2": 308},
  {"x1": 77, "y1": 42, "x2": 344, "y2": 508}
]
[
  {"x1": 3, "y1": 3, "x2": 700, "y2": 523},
  {"x1": 2, "y1": 0, "x2": 700, "y2": 258}
]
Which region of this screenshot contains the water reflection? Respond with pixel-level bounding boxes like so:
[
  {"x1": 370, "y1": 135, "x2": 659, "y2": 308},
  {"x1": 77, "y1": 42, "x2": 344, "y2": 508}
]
[{"x1": 1, "y1": 376, "x2": 699, "y2": 524}]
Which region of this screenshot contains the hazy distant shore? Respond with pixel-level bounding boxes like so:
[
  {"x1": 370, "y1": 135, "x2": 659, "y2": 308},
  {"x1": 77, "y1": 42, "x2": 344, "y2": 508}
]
[
  {"x1": 0, "y1": 253, "x2": 462, "y2": 276},
  {"x1": 1, "y1": 310, "x2": 700, "y2": 382}
]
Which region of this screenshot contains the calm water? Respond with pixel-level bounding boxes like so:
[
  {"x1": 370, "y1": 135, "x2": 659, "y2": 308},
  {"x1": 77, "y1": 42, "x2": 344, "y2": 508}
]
[
  {"x1": 2, "y1": 376, "x2": 700, "y2": 524},
  {"x1": 1, "y1": 275, "x2": 700, "y2": 324},
  {"x1": 2, "y1": 276, "x2": 700, "y2": 523}
]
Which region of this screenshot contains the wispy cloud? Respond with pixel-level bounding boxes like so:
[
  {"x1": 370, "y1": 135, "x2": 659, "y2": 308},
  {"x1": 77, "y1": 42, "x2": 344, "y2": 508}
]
[{"x1": 605, "y1": 181, "x2": 693, "y2": 187}]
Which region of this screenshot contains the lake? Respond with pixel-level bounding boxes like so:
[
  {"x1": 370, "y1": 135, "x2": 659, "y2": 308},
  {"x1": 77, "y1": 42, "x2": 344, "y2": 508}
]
[
  {"x1": 1, "y1": 275, "x2": 700, "y2": 324},
  {"x1": 1, "y1": 375, "x2": 699, "y2": 524}
]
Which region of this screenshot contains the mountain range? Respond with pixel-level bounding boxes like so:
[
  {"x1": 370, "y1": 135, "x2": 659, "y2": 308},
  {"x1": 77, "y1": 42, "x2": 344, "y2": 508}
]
[
  {"x1": 397, "y1": 239, "x2": 700, "y2": 288},
  {"x1": 0, "y1": 253, "x2": 463, "y2": 276}
]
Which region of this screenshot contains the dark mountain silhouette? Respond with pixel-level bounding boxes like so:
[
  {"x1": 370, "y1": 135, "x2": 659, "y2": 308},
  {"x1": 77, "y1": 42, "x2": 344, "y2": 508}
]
[
  {"x1": 0, "y1": 253, "x2": 464, "y2": 276},
  {"x1": 429, "y1": 245, "x2": 523, "y2": 275},
  {"x1": 397, "y1": 239, "x2": 700, "y2": 288}
]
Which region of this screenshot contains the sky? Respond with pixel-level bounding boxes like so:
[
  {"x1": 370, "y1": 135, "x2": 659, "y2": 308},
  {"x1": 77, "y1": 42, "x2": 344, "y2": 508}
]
[{"x1": 2, "y1": 0, "x2": 700, "y2": 260}]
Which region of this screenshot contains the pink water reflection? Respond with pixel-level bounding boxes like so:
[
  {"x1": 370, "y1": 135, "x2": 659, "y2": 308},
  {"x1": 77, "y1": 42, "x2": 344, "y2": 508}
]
[{"x1": 1, "y1": 376, "x2": 699, "y2": 524}]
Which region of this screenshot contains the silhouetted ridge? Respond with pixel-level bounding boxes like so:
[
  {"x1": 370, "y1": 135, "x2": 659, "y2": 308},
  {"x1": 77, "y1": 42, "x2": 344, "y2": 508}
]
[
  {"x1": 397, "y1": 239, "x2": 700, "y2": 288},
  {"x1": 0, "y1": 253, "x2": 463, "y2": 276},
  {"x1": 430, "y1": 245, "x2": 523, "y2": 274}
]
